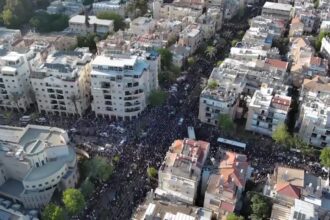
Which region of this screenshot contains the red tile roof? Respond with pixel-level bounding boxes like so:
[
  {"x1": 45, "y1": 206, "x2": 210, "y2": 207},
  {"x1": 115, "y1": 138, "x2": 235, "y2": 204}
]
[
  {"x1": 220, "y1": 201, "x2": 235, "y2": 212},
  {"x1": 276, "y1": 183, "x2": 301, "y2": 199},
  {"x1": 265, "y1": 58, "x2": 288, "y2": 70},
  {"x1": 310, "y1": 56, "x2": 322, "y2": 66}
]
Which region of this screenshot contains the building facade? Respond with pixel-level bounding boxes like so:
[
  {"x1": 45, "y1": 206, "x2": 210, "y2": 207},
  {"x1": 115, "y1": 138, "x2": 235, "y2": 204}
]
[
  {"x1": 31, "y1": 50, "x2": 92, "y2": 116},
  {"x1": 0, "y1": 125, "x2": 78, "y2": 209},
  {"x1": 69, "y1": 15, "x2": 114, "y2": 35},
  {"x1": 90, "y1": 53, "x2": 158, "y2": 120}
]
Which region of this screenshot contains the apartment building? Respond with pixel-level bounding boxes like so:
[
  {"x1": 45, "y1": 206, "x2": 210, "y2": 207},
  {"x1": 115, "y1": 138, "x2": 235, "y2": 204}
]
[
  {"x1": 133, "y1": 197, "x2": 214, "y2": 220},
  {"x1": 199, "y1": 64, "x2": 246, "y2": 126},
  {"x1": 321, "y1": 36, "x2": 330, "y2": 59},
  {"x1": 129, "y1": 17, "x2": 156, "y2": 36},
  {"x1": 69, "y1": 15, "x2": 114, "y2": 35},
  {"x1": 245, "y1": 83, "x2": 291, "y2": 136},
  {"x1": 157, "y1": 139, "x2": 210, "y2": 205},
  {"x1": 320, "y1": 21, "x2": 330, "y2": 32},
  {"x1": 31, "y1": 50, "x2": 92, "y2": 116},
  {"x1": 261, "y1": 2, "x2": 293, "y2": 21},
  {"x1": 0, "y1": 28, "x2": 21, "y2": 46},
  {"x1": 90, "y1": 53, "x2": 158, "y2": 120},
  {"x1": 178, "y1": 24, "x2": 203, "y2": 54},
  {"x1": 289, "y1": 17, "x2": 304, "y2": 37},
  {"x1": 0, "y1": 51, "x2": 33, "y2": 112},
  {"x1": 264, "y1": 165, "x2": 330, "y2": 220},
  {"x1": 153, "y1": 0, "x2": 203, "y2": 20},
  {"x1": 204, "y1": 152, "x2": 252, "y2": 218},
  {"x1": 92, "y1": 0, "x2": 126, "y2": 17},
  {"x1": 296, "y1": 76, "x2": 330, "y2": 148},
  {"x1": 0, "y1": 125, "x2": 78, "y2": 209}
]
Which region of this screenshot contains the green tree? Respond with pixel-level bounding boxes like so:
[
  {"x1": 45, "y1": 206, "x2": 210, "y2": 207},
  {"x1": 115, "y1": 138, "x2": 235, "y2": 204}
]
[
  {"x1": 315, "y1": 32, "x2": 330, "y2": 51},
  {"x1": 80, "y1": 178, "x2": 95, "y2": 198},
  {"x1": 272, "y1": 123, "x2": 290, "y2": 145},
  {"x1": 83, "y1": 156, "x2": 113, "y2": 181},
  {"x1": 147, "y1": 166, "x2": 158, "y2": 178},
  {"x1": 77, "y1": 33, "x2": 98, "y2": 51},
  {"x1": 62, "y1": 188, "x2": 85, "y2": 216},
  {"x1": 289, "y1": 135, "x2": 315, "y2": 157},
  {"x1": 83, "y1": 0, "x2": 94, "y2": 5},
  {"x1": 314, "y1": 0, "x2": 319, "y2": 8},
  {"x1": 113, "y1": 155, "x2": 120, "y2": 163},
  {"x1": 227, "y1": 213, "x2": 244, "y2": 220},
  {"x1": 2, "y1": 8, "x2": 13, "y2": 26},
  {"x1": 2, "y1": 0, "x2": 33, "y2": 28},
  {"x1": 231, "y1": 39, "x2": 239, "y2": 47},
  {"x1": 205, "y1": 46, "x2": 216, "y2": 59},
  {"x1": 96, "y1": 12, "x2": 125, "y2": 31},
  {"x1": 250, "y1": 194, "x2": 271, "y2": 220},
  {"x1": 157, "y1": 48, "x2": 173, "y2": 70},
  {"x1": 218, "y1": 114, "x2": 235, "y2": 132},
  {"x1": 42, "y1": 203, "x2": 66, "y2": 220},
  {"x1": 29, "y1": 12, "x2": 69, "y2": 33},
  {"x1": 320, "y1": 147, "x2": 330, "y2": 169},
  {"x1": 148, "y1": 90, "x2": 167, "y2": 107},
  {"x1": 187, "y1": 56, "x2": 195, "y2": 66},
  {"x1": 207, "y1": 79, "x2": 218, "y2": 90}
]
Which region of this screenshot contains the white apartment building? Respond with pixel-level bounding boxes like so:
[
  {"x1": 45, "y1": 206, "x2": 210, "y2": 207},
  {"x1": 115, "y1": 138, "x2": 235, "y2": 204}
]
[
  {"x1": 199, "y1": 65, "x2": 246, "y2": 126},
  {"x1": 320, "y1": 21, "x2": 330, "y2": 32},
  {"x1": 129, "y1": 17, "x2": 156, "y2": 35},
  {"x1": 262, "y1": 2, "x2": 293, "y2": 21},
  {"x1": 153, "y1": 0, "x2": 203, "y2": 20},
  {"x1": 92, "y1": 0, "x2": 126, "y2": 17},
  {"x1": 0, "y1": 52, "x2": 33, "y2": 112},
  {"x1": 91, "y1": 53, "x2": 158, "y2": 120},
  {"x1": 204, "y1": 152, "x2": 252, "y2": 217},
  {"x1": 31, "y1": 50, "x2": 92, "y2": 116},
  {"x1": 157, "y1": 139, "x2": 210, "y2": 205},
  {"x1": 296, "y1": 76, "x2": 330, "y2": 148},
  {"x1": 178, "y1": 24, "x2": 203, "y2": 53},
  {"x1": 321, "y1": 36, "x2": 330, "y2": 59},
  {"x1": 245, "y1": 83, "x2": 291, "y2": 136},
  {"x1": 69, "y1": 15, "x2": 114, "y2": 35},
  {"x1": 0, "y1": 125, "x2": 78, "y2": 209}
]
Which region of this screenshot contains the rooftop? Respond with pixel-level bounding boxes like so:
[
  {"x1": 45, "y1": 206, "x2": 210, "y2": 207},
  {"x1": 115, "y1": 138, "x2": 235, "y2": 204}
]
[
  {"x1": 160, "y1": 139, "x2": 209, "y2": 180},
  {"x1": 275, "y1": 166, "x2": 305, "y2": 188},
  {"x1": 69, "y1": 15, "x2": 113, "y2": 26},
  {"x1": 263, "y1": 1, "x2": 292, "y2": 12}
]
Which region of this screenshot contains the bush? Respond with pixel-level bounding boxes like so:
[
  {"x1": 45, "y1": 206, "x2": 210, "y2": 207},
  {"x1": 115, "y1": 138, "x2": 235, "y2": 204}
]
[
  {"x1": 62, "y1": 189, "x2": 85, "y2": 216},
  {"x1": 83, "y1": 156, "x2": 113, "y2": 182},
  {"x1": 96, "y1": 12, "x2": 125, "y2": 31},
  {"x1": 42, "y1": 204, "x2": 66, "y2": 220},
  {"x1": 80, "y1": 178, "x2": 95, "y2": 198},
  {"x1": 147, "y1": 167, "x2": 158, "y2": 178},
  {"x1": 30, "y1": 12, "x2": 68, "y2": 33}
]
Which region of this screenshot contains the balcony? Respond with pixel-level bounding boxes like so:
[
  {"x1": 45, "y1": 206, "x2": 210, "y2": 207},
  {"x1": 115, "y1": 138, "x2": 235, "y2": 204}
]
[
  {"x1": 51, "y1": 100, "x2": 58, "y2": 104},
  {"x1": 106, "y1": 107, "x2": 113, "y2": 111},
  {"x1": 60, "y1": 106, "x2": 66, "y2": 110},
  {"x1": 105, "y1": 101, "x2": 112, "y2": 105},
  {"x1": 56, "y1": 95, "x2": 64, "y2": 100},
  {"x1": 56, "y1": 90, "x2": 63, "y2": 94},
  {"x1": 49, "y1": 94, "x2": 56, "y2": 99},
  {"x1": 124, "y1": 96, "x2": 138, "y2": 101},
  {"x1": 125, "y1": 107, "x2": 140, "y2": 113},
  {"x1": 52, "y1": 105, "x2": 59, "y2": 110},
  {"x1": 101, "y1": 82, "x2": 111, "y2": 89},
  {"x1": 104, "y1": 95, "x2": 112, "y2": 100},
  {"x1": 47, "y1": 89, "x2": 55, "y2": 93}
]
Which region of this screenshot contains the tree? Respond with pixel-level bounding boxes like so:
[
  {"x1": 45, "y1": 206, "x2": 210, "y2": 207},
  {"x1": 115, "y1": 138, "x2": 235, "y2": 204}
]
[
  {"x1": 231, "y1": 39, "x2": 239, "y2": 47},
  {"x1": 80, "y1": 178, "x2": 95, "y2": 198},
  {"x1": 227, "y1": 213, "x2": 244, "y2": 220},
  {"x1": 148, "y1": 90, "x2": 167, "y2": 107},
  {"x1": 250, "y1": 194, "x2": 271, "y2": 220},
  {"x1": 2, "y1": 8, "x2": 13, "y2": 26},
  {"x1": 69, "y1": 93, "x2": 81, "y2": 116},
  {"x1": 83, "y1": 0, "x2": 94, "y2": 5},
  {"x1": 320, "y1": 147, "x2": 330, "y2": 169},
  {"x1": 157, "y1": 48, "x2": 173, "y2": 70},
  {"x1": 205, "y1": 46, "x2": 216, "y2": 59},
  {"x1": 29, "y1": 12, "x2": 69, "y2": 33},
  {"x1": 83, "y1": 156, "x2": 113, "y2": 181},
  {"x1": 42, "y1": 203, "x2": 66, "y2": 220},
  {"x1": 1, "y1": 0, "x2": 33, "y2": 28},
  {"x1": 96, "y1": 12, "x2": 125, "y2": 31},
  {"x1": 77, "y1": 33, "x2": 98, "y2": 52},
  {"x1": 147, "y1": 166, "x2": 158, "y2": 178},
  {"x1": 218, "y1": 114, "x2": 235, "y2": 132},
  {"x1": 62, "y1": 188, "x2": 85, "y2": 216},
  {"x1": 272, "y1": 123, "x2": 290, "y2": 145},
  {"x1": 187, "y1": 56, "x2": 195, "y2": 66},
  {"x1": 207, "y1": 79, "x2": 218, "y2": 90},
  {"x1": 315, "y1": 32, "x2": 330, "y2": 51}
]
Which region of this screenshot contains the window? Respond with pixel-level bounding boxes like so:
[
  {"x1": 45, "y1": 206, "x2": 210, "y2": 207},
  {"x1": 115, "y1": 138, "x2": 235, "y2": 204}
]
[{"x1": 209, "y1": 199, "x2": 220, "y2": 206}]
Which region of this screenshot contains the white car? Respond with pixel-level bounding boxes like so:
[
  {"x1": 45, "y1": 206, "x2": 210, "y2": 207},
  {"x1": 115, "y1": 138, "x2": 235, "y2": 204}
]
[
  {"x1": 178, "y1": 118, "x2": 184, "y2": 125},
  {"x1": 36, "y1": 117, "x2": 47, "y2": 123},
  {"x1": 20, "y1": 115, "x2": 31, "y2": 123},
  {"x1": 99, "y1": 132, "x2": 109, "y2": 138}
]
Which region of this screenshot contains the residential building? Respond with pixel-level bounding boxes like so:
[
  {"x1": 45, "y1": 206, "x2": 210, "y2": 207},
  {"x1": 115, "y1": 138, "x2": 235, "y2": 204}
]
[
  {"x1": 31, "y1": 50, "x2": 92, "y2": 116},
  {"x1": 249, "y1": 16, "x2": 286, "y2": 39},
  {"x1": 245, "y1": 83, "x2": 291, "y2": 136},
  {"x1": 296, "y1": 76, "x2": 330, "y2": 148},
  {"x1": 157, "y1": 139, "x2": 210, "y2": 204},
  {"x1": 0, "y1": 28, "x2": 21, "y2": 46},
  {"x1": 289, "y1": 17, "x2": 304, "y2": 37},
  {"x1": 169, "y1": 44, "x2": 191, "y2": 68},
  {"x1": 92, "y1": 0, "x2": 126, "y2": 17},
  {"x1": 261, "y1": 2, "x2": 293, "y2": 21},
  {"x1": 153, "y1": 0, "x2": 203, "y2": 20},
  {"x1": 178, "y1": 24, "x2": 203, "y2": 54},
  {"x1": 320, "y1": 20, "x2": 330, "y2": 32},
  {"x1": 0, "y1": 125, "x2": 78, "y2": 209},
  {"x1": 321, "y1": 36, "x2": 330, "y2": 58},
  {"x1": 289, "y1": 199, "x2": 318, "y2": 220},
  {"x1": 69, "y1": 15, "x2": 114, "y2": 35},
  {"x1": 133, "y1": 196, "x2": 214, "y2": 220},
  {"x1": 0, "y1": 51, "x2": 34, "y2": 112},
  {"x1": 199, "y1": 64, "x2": 246, "y2": 125},
  {"x1": 129, "y1": 17, "x2": 156, "y2": 35},
  {"x1": 90, "y1": 53, "x2": 158, "y2": 120},
  {"x1": 204, "y1": 151, "x2": 252, "y2": 218},
  {"x1": 47, "y1": 0, "x2": 84, "y2": 16}
]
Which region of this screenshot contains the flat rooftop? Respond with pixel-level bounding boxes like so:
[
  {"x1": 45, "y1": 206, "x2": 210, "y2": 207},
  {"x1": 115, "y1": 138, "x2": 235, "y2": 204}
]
[
  {"x1": 69, "y1": 15, "x2": 113, "y2": 26},
  {"x1": 0, "y1": 179, "x2": 24, "y2": 200},
  {"x1": 263, "y1": 1, "x2": 292, "y2": 12}
]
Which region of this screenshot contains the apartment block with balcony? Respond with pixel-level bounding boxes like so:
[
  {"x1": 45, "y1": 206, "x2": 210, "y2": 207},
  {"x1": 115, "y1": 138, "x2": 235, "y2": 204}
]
[
  {"x1": 199, "y1": 64, "x2": 246, "y2": 126},
  {"x1": 156, "y1": 139, "x2": 210, "y2": 205},
  {"x1": 69, "y1": 15, "x2": 114, "y2": 35},
  {"x1": 0, "y1": 124, "x2": 78, "y2": 209},
  {"x1": 261, "y1": 1, "x2": 293, "y2": 21},
  {"x1": 245, "y1": 83, "x2": 291, "y2": 136},
  {"x1": 178, "y1": 24, "x2": 203, "y2": 54},
  {"x1": 91, "y1": 53, "x2": 158, "y2": 120},
  {"x1": 0, "y1": 51, "x2": 33, "y2": 112},
  {"x1": 31, "y1": 50, "x2": 92, "y2": 116},
  {"x1": 296, "y1": 76, "x2": 330, "y2": 148},
  {"x1": 204, "y1": 151, "x2": 252, "y2": 218}
]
